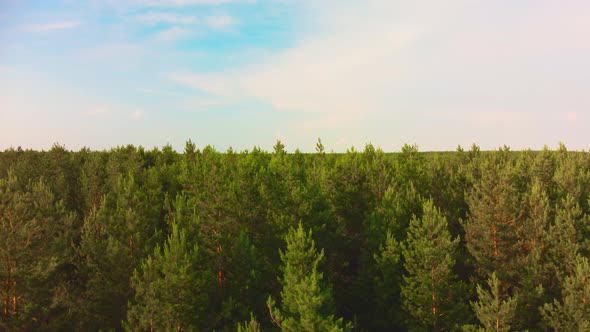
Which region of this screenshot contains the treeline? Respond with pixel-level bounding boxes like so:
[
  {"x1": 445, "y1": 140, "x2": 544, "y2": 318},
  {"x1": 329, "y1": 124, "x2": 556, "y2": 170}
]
[{"x1": 1, "y1": 140, "x2": 589, "y2": 331}]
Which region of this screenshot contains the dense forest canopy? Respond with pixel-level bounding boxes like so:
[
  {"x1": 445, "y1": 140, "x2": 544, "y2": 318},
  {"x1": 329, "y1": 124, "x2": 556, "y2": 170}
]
[{"x1": 1, "y1": 140, "x2": 589, "y2": 331}]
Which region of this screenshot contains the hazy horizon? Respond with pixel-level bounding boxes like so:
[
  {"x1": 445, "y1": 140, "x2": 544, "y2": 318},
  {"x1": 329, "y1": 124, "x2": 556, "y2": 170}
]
[{"x1": 1, "y1": 1, "x2": 589, "y2": 152}]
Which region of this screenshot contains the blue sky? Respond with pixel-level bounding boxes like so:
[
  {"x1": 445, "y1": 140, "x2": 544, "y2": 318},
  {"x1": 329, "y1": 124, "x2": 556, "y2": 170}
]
[{"x1": 1, "y1": 0, "x2": 589, "y2": 152}]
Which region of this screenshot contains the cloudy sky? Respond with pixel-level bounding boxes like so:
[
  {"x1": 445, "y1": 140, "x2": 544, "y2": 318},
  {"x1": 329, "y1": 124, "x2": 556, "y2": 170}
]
[{"x1": 1, "y1": 0, "x2": 589, "y2": 152}]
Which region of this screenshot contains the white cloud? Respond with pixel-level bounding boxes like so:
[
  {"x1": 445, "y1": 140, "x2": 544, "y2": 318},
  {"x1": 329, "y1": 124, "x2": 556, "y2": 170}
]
[
  {"x1": 133, "y1": 0, "x2": 255, "y2": 6},
  {"x1": 4, "y1": 0, "x2": 590, "y2": 151},
  {"x1": 169, "y1": 2, "x2": 423, "y2": 116},
  {"x1": 334, "y1": 137, "x2": 349, "y2": 148},
  {"x1": 567, "y1": 112, "x2": 578, "y2": 121},
  {"x1": 27, "y1": 21, "x2": 81, "y2": 32},
  {"x1": 76, "y1": 43, "x2": 143, "y2": 70},
  {"x1": 168, "y1": 0, "x2": 590, "y2": 145},
  {"x1": 469, "y1": 110, "x2": 533, "y2": 127},
  {"x1": 168, "y1": 72, "x2": 238, "y2": 96},
  {"x1": 154, "y1": 27, "x2": 191, "y2": 41},
  {"x1": 178, "y1": 98, "x2": 232, "y2": 110},
  {"x1": 136, "y1": 87, "x2": 184, "y2": 96},
  {"x1": 135, "y1": 12, "x2": 234, "y2": 40},
  {"x1": 300, "y1": 113, "x2": 361, "y2": 131},
  {"x1": 86, "y1": 106, "x2": 112, "y2": 116},
  {"x1": 86, "y1": 105, "x2": 148, "y2": 120},
  {"x1": 274, "y1": 130, "x2": 285, "y2": 143},
  {"x1": 205, "y1": 14, "x2": 235, "y2": 30},
  {"x1": 130, "y1": 109, "x2": 144, "y2": 119},
  {"x1": 137, "y1": 13, "x2": 198, "y2": 25}
]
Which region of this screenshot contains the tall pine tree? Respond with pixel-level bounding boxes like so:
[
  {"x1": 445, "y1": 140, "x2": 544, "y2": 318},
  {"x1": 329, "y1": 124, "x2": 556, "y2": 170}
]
[
  {"x1": 401, "y1": 199, "x2": 468, "y2": 331},
  {"x1": 541, "y1": 255, "x2": 590, "y2": 331},
  {"x1": 126, "y1": 222, "x2": 208, "y2": 331},
  {"x1": 464, "y1": 153, "x2": 524, "y2": 287},
  {"x1": 0, "y1": 171, "x2": 75, "y2": 330},
  {"x1": 470, "y1": 273, "x2": 518, "y2": 332},
  {"x1": 267, "y1": 222, "x2": 350, "y2": 332},
  {"x1": 374, "y1": 230, "x2": 403, "y2": 330}
]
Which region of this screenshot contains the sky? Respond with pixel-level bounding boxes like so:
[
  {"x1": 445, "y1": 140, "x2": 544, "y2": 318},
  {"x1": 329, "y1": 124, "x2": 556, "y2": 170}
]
[{"x1": 1, "y1": 0, "x2": 589, "y2": 152}]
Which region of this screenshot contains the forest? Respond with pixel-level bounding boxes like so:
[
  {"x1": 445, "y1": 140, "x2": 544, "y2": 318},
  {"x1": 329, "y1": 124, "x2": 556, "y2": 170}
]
[{"x1": 1, "y1": 140, "x2": 589, "y2": 331}]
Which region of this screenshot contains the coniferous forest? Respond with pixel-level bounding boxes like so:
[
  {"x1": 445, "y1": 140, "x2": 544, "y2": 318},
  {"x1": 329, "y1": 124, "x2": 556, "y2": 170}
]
[{"x1": 2, "y1": 140, "x2": 590, "y2": 331}]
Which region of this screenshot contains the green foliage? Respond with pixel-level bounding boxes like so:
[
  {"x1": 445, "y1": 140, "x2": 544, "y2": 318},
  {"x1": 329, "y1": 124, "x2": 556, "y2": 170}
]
[
  {"x1": 471, "y1": 273, "x2": 518, "y2": 332},
  {"x1": 517, "y1": 181, "x2": 552, "y2": 329},
  {"x1": 237, "y1": 314, "x2": 262, "y2": 332},
  {"x1": 76, "y1": 172, "x2": 164, "y2": 330},
  {"x1": 547, "y1": 195, "x2": 581, "y2": 284},
  {"x1": 77, "y1": 202, "x2": 135, "y2": 330},
  {"x1": 126, "y1": 222, "x2": 207, "y2": 331},
  {"x1": 267, "y1": 222, "x2": 350, "y2": 332},
  {"x1": 0, "y1": 171, "x2": 76, "y2": 330},
  {"x1": 274, "y1": 140, "x2": 286, "y2": 154},
  {"x1": 373, "y1": 231, "x2": 403, "y2": 329},
  {"x1": 221, "y1": 231, "x2": 265, "y2": 327},
  {"x1": 2, "y1": 141, "x2": 590, "y2": 331},
  {"x1": 541, "y1": 255, "x2": 590, "y2": 331},
  {"x1": 316, "y1": 138, "x2": 325, "y2": 154},
  {"x1": 401, "y1": 199, "x2": 469, "y2": 331},
  {"x1": 464, "y1": 153, "x2": 524, "y2": 285}
]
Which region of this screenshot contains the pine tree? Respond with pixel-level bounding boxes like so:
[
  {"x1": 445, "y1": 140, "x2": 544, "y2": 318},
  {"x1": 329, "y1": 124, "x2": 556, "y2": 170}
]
[
  {"x1": 316, "y1": 138, "x2": 325, "y2": 154},
  {"x1": 237, "y1": 314, "x2": 261, "y2": 332},
  {"x1": 267, "y1": 222, "x2": 350, "y2": 332},
  {"x1": 541, "y1": 255, "x2": 590, "y2": 331},
  {"x1": 464, "y1": 154, "x2": 524, "y2": 286},
  {"x1": 517, "y1": 181, "x2": 552, "y2": 329},
  {"x1": 274, "y1": 140, "x2": 286, "y2": 154},
  {"x1": 79, "y1": 149, "x2": 108, "y2": 213},
  {"x1": 547, "y1": 195, "x2": 581, "y2": 284},
  {"x1": 109, "y1": 173, "x2": 161, "y2": 261},
  {"x1": 76, "y1": 173, "x2": 162, "y2": 330},
  {"x1": 401, "y1": 199, "x2": 468, "y2": 331},
  {"x1": 221, "y1": 230, "x2": 264, "y2": 326},
  {"x1": 471, "y1": 273, "x2": 518, "y2": 332},
  {"x1": 554, "y1": 148, "x2": 589, "y2": 210},
  {"x1": 45, "y1": 143, "x2": 83, "y2": 216},
  {"x1": 374, "y1": 230, "x2": 403, "y2": 330},
  {"x1": 126, "y1": 222, "x2": 207, "y2": 331},
  {"x1": 325, "y1": 146, "x2": 370, "y2": 324},
  {"x1": 532, "y1": 146, "x2": 556, "y2": 197},
  {"x1": 178, "y1": 145, "x2": 250, "y2": 328},
  {"x1": 0, "y1": 171, "x2": 75, "y2": 330},
  {"x1": 77, "y1": 202, "x2": 134, "y2": 330}
]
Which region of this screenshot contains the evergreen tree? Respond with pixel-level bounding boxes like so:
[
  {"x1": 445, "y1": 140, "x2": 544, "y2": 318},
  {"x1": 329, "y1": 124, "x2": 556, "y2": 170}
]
[
  {"x1": 77, "y1": 173, "x2": 162, "y2": 330},
  {"x1": 3, "y1": 140, "x2": 590, "y2": 332},
  {"x1": 531, "y1": 146, "x2": 556, "y2": 198},
  {"x1": 517, "y1": 181, "x2": 552, "y2": 329},
  {"x1": 46, "y1": 143, "x2": 83, "y2": 215},
  {"x1": 464, "y1": 154, "x2": 524, "y2": 286},
  {"x1": 274, "y1": 140, "x2": 286, "y2": 154},
  {"x1": 546, "y1": 195, "x2": 581, "y2": 284},
  {"x1": 471, "y1": 273, "x2": 518, "y2": 332},
  {"x1": 267, "y1": 222, "x2": 350, "y2": 332},
  {"x1": 0, "y1": 171, "x2": 75, "y2": 330},
  {"x1": 79, "y1": 149, "x2": 108, "y2": 213},
  {"x1": 237, "y1": 314, "x2": 261, "y2": 332},
  {"x1": 541, "y1": 255, "x2": 590, "y2": 331},
  {"x1": 401, "y1": 199, "x2": 468, "y2": 331},
  {"x1": 126, "y1": 222, "x2": 207, "y2": 331},
  {"x1": 221, "y1": 230, "x2": 265, "y2": 327},
  {"x1": 328, "y1": 146, "x2": 375, "y2": 324},
  {"x1": 316, "y1": 138, "x2": 325, "y2": 154},
  {"x1": 554, "y1": 149, "x2": 589, "y2": 210},
  {"x1": 374, "y1": 230, "x2": 403, "y2": 330},
  {"x1": 77, "y1": 202, "x2": 135, "y2": 330}
]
